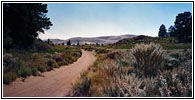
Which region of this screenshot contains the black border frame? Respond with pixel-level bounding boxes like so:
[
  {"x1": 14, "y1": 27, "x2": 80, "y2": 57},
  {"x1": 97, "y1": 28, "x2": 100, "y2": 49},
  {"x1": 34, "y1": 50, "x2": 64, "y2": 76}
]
[{"x1": 1, "y1": 1, "x2": 194, "y2": 99}]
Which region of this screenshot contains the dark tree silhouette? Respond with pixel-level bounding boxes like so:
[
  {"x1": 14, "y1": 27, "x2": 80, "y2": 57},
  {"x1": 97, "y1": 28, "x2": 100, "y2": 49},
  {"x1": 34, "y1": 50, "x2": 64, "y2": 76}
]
[
  {"x1": 174, "y1": 12, "x2": 192, "y2": 43},
  {"x1": 168, "y1": 26, "x2": 176, "y2": 37},
  {"x1": 3, "y1": 3, "x2": 52, "y2": 48},
  {"x1": 77, "y1": 41, "x2": 80, "y2": 46},
  {"x1": 158, "y1": 24, "x2": 167, "y2": 38},
  {"x1": 47, "y1": 39, "x2": 50, "y2": 44},
  {"x1": 96, "y1": 42, "x2": 99, "y2": 46},
  {"x1": 67, "y1": 40, "x2": 71, "y2": 46}
]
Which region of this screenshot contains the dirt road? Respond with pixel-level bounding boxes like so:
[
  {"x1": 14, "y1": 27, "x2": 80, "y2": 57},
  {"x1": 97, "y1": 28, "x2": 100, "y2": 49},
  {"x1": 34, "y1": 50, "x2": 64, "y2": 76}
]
[{"x1": 3, "y1": 50, "x2": 96, "y2": 97}]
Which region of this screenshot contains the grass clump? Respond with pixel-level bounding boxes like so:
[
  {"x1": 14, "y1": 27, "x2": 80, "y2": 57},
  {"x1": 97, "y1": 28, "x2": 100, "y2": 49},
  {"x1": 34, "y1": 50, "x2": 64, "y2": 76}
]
[
  {"x1": 131, "y1": 43, "x2": 165, "y2": 77},
  {"x1": 72, "y1": 77, "x2": 92, "y2": 97}
]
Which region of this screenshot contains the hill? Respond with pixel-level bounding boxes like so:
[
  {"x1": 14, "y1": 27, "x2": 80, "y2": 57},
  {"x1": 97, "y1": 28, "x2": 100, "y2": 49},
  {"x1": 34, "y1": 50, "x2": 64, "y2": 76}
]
[{"x1": 44, "y1": 34, "x2": 136, "y2": 45}]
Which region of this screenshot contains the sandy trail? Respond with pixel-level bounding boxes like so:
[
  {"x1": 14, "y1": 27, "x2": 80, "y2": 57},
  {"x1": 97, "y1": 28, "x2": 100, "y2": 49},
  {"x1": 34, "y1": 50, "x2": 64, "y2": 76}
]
[{"x1": 3, "y1": 50, "x2": 96, "y2": 97}]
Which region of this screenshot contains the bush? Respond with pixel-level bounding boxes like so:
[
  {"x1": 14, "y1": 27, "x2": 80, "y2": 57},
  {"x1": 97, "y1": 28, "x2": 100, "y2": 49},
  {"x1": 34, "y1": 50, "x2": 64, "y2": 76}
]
[
  {"x1": 53, "y1": 54, "x2": 64, "y2": 62},
  {"x1": 38, "y1": 66, "x2": 46, "y2": 72},
  {"x1": 18, "y1": 67, "x2": 32, "y2": 78},
  {"x1": 34, "y1": 40, "x2": 53, "y2": 52},
  {"x1": 131, "y1": 43, "x2": 165, "y2": 77},
  {"x1": 107, "y1": 51, "x2": 120, "y2": 59},
  {"x1": 32, "y1": 68, "x2": 38, "y2": 76},
  {"x1": 3, "y1": 53, "x2": 21, "y2": 73},
  {"x1": 3, "y1": 72, "x2": 18, "y2": 84},
  {"x1": 95, "y1": 48, "x2": 109, "y2": 54},
  {"x1": 72, "y1": 77, "x2": 91, "y2": 96},
  {"x1": 72, "y1": 52, "x2": 81, "y2": 57},
  {"x1": 46, "y1": 59, "x2": 59, "y2": 71},
  {"x1": 164, "y1": 56, "x2": 179, "y2": 70}
]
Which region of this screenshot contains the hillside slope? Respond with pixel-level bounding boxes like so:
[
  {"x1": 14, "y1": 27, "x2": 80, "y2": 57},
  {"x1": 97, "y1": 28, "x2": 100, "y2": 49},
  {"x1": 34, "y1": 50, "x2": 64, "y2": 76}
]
[{"x1": 46, "y1": 34, "x2": 136, "y2": 45}]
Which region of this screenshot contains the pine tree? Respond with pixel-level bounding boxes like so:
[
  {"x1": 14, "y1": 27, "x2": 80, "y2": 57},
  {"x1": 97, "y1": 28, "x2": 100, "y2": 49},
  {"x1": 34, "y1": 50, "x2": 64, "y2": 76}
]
[
  {"x1": 3, "y1": 3, "x2": 52, "y2": 48},
  {"x1": 158, "y1": 24, "x2": 167, "y2": 38},
  {"x1": 67, "y1": 40, "x2": 71, "y2": 46},
  {"x1": 174, "y1": 12, "x2": 192, "y2": 43},
  {"x1": 77, "y1": 41, "x2": 80, "y2": 46}
]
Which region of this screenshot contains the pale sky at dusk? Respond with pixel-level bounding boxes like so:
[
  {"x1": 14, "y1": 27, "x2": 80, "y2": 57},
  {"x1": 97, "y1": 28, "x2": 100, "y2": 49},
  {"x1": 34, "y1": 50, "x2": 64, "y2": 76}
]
[{"x1": 39, "y1": 3, "x2": 192, "y2": 40}]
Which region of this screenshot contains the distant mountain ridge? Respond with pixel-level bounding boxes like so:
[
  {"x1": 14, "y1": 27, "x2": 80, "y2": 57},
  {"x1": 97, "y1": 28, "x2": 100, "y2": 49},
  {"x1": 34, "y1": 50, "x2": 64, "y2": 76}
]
[{"x1": 44, "y1": 34, "x2": 136, "y2": 45}]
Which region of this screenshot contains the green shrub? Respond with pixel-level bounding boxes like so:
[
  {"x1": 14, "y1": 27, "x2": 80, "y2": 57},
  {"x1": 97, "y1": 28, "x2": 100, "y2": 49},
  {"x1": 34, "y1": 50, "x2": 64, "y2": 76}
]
[
  {"x1": 46, "y1": 59, "x2": 59, "y2": 71},
  {"x1": 18, "y1": 67, "x2": 32, "y2": 78},
  {"x1": 72, "y1": 52, "x2": 81, "y2": 57},
  {"x1": 32, "y1": 68, "x2": 38, "y2": 76},
  {"x1": 3, "y1": 53, "x2": 21, "y2": 73},
  {"x1": 95, "y1": 48, "x2": 109, "y2": 54},
  {"x1": 53, "y1": 54, "x2": 64, "y2": 62},
  {"x1": 34, "y1": 40, "x2": 53, "y2": 52},
  {"x1": 131, "y1": 43, "x2": 165, "y2": 77},
  {"x1": 38, "y1": 66, "x2": 46, "y2": 72},
  {"x1": 3, "y1": 72, "x2": 18, "y2": 84}
]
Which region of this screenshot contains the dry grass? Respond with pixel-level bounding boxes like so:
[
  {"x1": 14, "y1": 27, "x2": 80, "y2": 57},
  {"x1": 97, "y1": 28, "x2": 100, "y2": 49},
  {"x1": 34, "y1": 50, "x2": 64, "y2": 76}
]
[{"x1": 70, "y1": 43, "x2": 192, "y2": 97}]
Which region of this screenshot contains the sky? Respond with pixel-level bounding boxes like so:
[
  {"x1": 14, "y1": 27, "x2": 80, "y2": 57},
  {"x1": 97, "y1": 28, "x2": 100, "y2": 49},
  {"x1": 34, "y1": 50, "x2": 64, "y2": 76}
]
[{"x1": 39, "y1": 3, "x2": 192, "y2": 40}]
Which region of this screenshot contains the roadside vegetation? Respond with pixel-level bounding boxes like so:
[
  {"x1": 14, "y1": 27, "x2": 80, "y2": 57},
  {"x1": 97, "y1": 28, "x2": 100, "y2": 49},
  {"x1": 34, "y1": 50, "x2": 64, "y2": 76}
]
[
  {"x1": 103, "y1": 36, "x2": 191, "y2": 50},
  {"x1": 3, "y1": 3, "x2": 83, "y2": 84},
  {"x1": 71, "y1": 43, "x2": 192, "y2": 97},
  {"x1": 70, "y1": 11, "x2": 192, "y2": 97},
  {"x1": 3, "y1": 3, "x2": 192, "y2": 97},
  {"x1": 3, "y1": 40, "x2": 82, "y2": 84}
]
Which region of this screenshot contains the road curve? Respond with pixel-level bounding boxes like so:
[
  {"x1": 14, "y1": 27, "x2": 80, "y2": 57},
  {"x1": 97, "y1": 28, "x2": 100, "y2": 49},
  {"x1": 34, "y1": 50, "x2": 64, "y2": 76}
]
[{"x1": 3, "y1": 50, "x2": 96, "y2": 97}]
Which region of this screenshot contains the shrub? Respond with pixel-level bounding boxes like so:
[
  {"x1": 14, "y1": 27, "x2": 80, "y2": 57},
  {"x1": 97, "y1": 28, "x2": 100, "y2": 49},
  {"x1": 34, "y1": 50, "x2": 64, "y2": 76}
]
[
  {"x1": 52, "y1": 54, "x2": 64, "y2": 66},
  {"x1": 46, "y1": 59, "x2": 59, "y2": 71},
  {"x1": 32, "y1": 68, "x2": 38, "y2": 76},
  {"x1": 107, "y1": 52, "x2": 120, "y2": 59},
  {"x1": 131, "y1": 43, "x2": 165, "y2": 77},
  {"x1": 34, "y1": 40, "x2": 53, "y2": 52},
  {"x1": 95, "y1": 48, "x2": 109, "y2": 54},
  {"x1": 72, "y1": 77, "x2": 91, "y2": 96},
  {"x1": 3, "y1": 53, "x2": 21, "y2": 73},
  {"x1": 164, "y1": 56, "x2": 179, "y2": 70},
  {"x1": 18, "y1": 67, "x2": 32, "y2": 78},
  {"x1": 3, "y1": 72, "x2": 18, "y2": 84},
  {"x1": 72, "y1": 52, "x2": 81, "y2": 57},
  {"x1": 53, "y1": 54, "x2": 64, "y2": 62},
  {"x1": 38, "y1": 66, "x2": 46, "y2": 72}
]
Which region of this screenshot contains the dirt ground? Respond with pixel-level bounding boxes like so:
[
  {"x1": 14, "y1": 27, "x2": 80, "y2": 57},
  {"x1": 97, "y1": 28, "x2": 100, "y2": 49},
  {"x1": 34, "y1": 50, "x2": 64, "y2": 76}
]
[{"x1": 3, "y1": 50, "x2": 96, "y2": 97}]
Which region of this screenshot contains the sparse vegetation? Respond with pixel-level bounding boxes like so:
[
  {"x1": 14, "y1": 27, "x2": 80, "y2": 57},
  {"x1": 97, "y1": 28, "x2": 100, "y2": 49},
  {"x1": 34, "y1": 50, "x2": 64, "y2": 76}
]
[
  {"x1": 71, "y1": 43, "x2": 192, "y2": 97},
  {"x1": 103, "y1": 36, "x2": 191, "y2": 50},
  {"x1": 3, "y1": 3, "x2": 192, "y2": 97},
  {"x1": 3, "y1": 40, "x2": 82, "y2": 84}
]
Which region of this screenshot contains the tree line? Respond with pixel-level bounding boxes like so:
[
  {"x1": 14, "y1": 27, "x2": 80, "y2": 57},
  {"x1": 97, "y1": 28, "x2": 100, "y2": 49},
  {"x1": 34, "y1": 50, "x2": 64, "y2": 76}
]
[{"x1": 158, "y1": 12, "x2": 192, "y2": 43}]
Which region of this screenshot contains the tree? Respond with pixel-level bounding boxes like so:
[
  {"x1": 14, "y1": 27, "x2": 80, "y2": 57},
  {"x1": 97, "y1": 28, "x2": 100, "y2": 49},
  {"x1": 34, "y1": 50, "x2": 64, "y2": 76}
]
[
  {"x1": 67, "y1": 40, "x2": 71, "y2": 46},
  {"x1": 77, "y1": 41, "x2": 80, "y2": 46},
  {"x1": 96, "y1": 42, "x2": 99, "y2": 46},
  {"x1": 3, "y1": 3, "x2": 52, "y2": 48},
  {"x1": 47, "y1": 39, "x2": 50, "y2": 44},
  {"x1": 168, "y1": 26, "x2": 176, "y2": 37},
  {"x1": 174, "y1": 12, "x2": 192, "y2": 43},
  {"x1": 158, "y1": 24, "x2": 167, "y2": 38}
]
